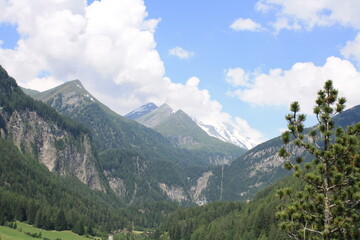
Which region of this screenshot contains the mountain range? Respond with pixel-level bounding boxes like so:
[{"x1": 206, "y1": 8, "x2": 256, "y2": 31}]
[
  {"x1": 126, "y1": 102, "x2": 246, "y2": 165},
  {"x1": 16, "y1": 73, "x2": 360, "y2": 204},
  {"x1": 203, "y1": 103, "x2": 360, "y2": 201},
  {"x1": 3, "y1": 63, "x2": 360, "y2": 202},
  {"x1": 0, "y1": 67, "x2": 105, "y2": 192},
  {"x1": 126, "y1": 102, "x2": 257, "y2": 149},
  {"x1": 23, "y1": 78, "x2": 247, "y2": 205}
]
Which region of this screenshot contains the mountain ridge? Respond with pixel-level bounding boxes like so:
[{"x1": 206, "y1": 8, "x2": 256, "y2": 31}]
[
  {"x1": 0, "y1": 65, "x2": 106, "y2": 191},
  {"x1": 202, "y1": 103, "x2": 360, "y2": 201},
  {"x1": 126, "y1": 102, "x2": 257, "y2": 149},
  {"x1": 30, "y1": 79, "x2": 221, "y2": 204},
  {"x1": 127, "y1": 102, "x2": 247, "y2": 165},
  {"x1": 124, "y1": 102, "x2": 158, "y2": 120}
]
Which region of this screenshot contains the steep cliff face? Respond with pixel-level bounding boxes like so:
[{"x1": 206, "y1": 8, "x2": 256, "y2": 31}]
[
  {"x1": 0, "y1": 66, "x2": 104, "y2": 191},
  {"x1": 159, "y1": 183, "x2": 189, "y2": 202},
  {"x1": 2, "y1": 109, "x2": 104, "y2": 191},
  {"x1": 190, "y1": 171, "x2": 213, "y2": 205},
  {"x1": 158, "y1": 171, "x2": 214, "y2": 205}
]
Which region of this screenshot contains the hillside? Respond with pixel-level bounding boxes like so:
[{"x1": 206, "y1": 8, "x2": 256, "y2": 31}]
[
  {"x1": 127, "y1": 102, "x2": 256, "y2": 149},
  {"x1": 31, "y1": 80, "x2": 221, "y2": 204},
  {"x1": 125, "y1": 102, "x2": 158, "y2": 120},
  {"x1": 0, "y1": 136, "x2": 179, "y2": 234},
  {"x1": 0, "y1": 66, "x2": 104, "y2": 191},
  {"x1": 158, "y1": 175, "x2": 301, "y2": 240},
  {"x1": 203, "y1": 103, "x2": 360, "y2": 202},
  {"x1": 129, "y1": 103, "x2": 247, "y2": 165}
]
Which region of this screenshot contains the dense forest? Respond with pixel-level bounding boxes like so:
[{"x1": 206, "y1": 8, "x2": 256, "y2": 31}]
[
  {"x1": 1, "y1": 64, "x2": 359, "y2": 240},
  {"x1": 0, "y1": 134, "x2": 179, "y2": 236},
  {"x1": 0, "y1": 66, "x2": 89, "y2": 138},
  {"x1": 153, "y1": 176, "x2": 302, "y2": 240}
]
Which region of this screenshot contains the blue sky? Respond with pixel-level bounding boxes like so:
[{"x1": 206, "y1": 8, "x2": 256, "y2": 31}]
[
  {"x1": 1, "y1": 0, "x2": 360, "y2": 145},
  {"x1": 144, "y1": 0, "x2": 359, "y2": 135}
]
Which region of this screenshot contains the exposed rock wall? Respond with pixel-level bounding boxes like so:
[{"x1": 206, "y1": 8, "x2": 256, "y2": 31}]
[
  {"x1": 3, "y1": 110, "x2": 104, "y2": 191},
  {"x1": 159, "y1": 183, "x2": 189, "y2": 202},
  {"x1": 190, "y1": 171, "x2": 213, "y2": 205}
]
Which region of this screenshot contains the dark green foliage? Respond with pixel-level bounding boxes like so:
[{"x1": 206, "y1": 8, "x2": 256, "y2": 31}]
[
  {"x1": 0, "y1": 137, "x2": 179, "y2": 233},
  {"x1": 55, "y1": 209, "x2": 67, "y2": 231},
  {"x1": 73, "y1": 220, "x2": 85, "y2": 235},
  {"x1": 162, "y1": 201, "x2": 243, "y2": 240},
  {"x1": 204, "y1": 97, "x2": 360, "y2": 203},
  {"x1": 99, "y1": 148, "x2": 190, "y2": 204},
  {"x1": 277, "y1": 80, "x2": 360, "y2": 239},
  {"x1": 203, "y1": 135, "x2": 291, "y2": 202},
  {"x1": 32, "y1": 78, "x2": 224, "y2": 205},
  {"x1": 159, "y1": 177, "x2": 298, "y2": 240},
  {"x1": 24, "y1": 231, "x2": 42, "y2": 238}
]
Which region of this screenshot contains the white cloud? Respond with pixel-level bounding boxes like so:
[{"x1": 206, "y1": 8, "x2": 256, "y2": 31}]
[
  {"x1": 256, "y1": 0, "x2": 360, "y2": 31},
  {"x1": 169, "y1": 46, "x2": 195, "y2": 59},
  {"x1": 0, "y1": 0, "x2": 263, "y2": 145},
  {"x1": 0, "y1": 0, "x2": 165, "y2": 102},
  {"x1": 229, "y1": 57, "x2": 360, "y2": 114},
  {"x1": 234, "y1": 117, "x2": 264, "y2": 144},
  {"x1": 230, "y1": 18, "x2": 264, "y2": 32},
  {"x1": 341, "y1": 32, "x2": 360, "y2": 63},
  {"x1": 224, "y1": 68, "x2": 250, "y2": 87}
]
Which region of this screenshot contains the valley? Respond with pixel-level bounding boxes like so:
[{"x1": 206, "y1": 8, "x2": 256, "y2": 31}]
[{"x1": 1, "y1": 65, "x2": 359, "y2": 239}]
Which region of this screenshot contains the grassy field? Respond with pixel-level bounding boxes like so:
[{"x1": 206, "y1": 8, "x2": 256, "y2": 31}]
[{"x1": 0, "y1": 221, "x2": 101, "y2": 240}]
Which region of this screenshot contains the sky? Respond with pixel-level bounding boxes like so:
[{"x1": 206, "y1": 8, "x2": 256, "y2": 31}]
[{"x1": 1, "y1": 0, "x2": 360, "y2": 145}]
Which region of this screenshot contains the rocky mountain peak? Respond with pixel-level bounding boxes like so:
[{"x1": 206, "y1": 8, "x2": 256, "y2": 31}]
[
  {"x1": 124, "y1": 102, "x2": 158, "y2": 120},
  {"x1": 135, "y1": 103, "x2": 174, "y2": 128}
]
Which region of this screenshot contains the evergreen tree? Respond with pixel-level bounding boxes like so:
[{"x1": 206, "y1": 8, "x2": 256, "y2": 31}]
[
  {"x1": 73, "y1": 220, "x2": 85, "y2": 235},
  {"x1": 27, "y1": 200, "x2": 37, "y2": 225},
  {"x1": 55, "y1": 209, "x2": 67, "y2": 231},
  {"x1": 87, "y1": 224, "x2": 94, "y2": 236},
  {"x1": 277, "y1": 80, "x2": 360, "y2": 239}
]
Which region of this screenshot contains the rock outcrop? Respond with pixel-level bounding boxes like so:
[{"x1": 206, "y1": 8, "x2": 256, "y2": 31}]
[{"x1": 1, "y1": 109, "x2": 104, "y2": 191}]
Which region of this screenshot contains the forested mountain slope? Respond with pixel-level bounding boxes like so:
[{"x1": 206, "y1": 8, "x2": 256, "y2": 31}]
[
  {"x1": 203, "y1": 104, "x2": 360, "y2": 202},
  {"x1": 0, "y1": 66, "x2": 104, "y2": 191},
  {"x1": 31, "y1": 80, "x2": 221, "y2": 204},
  {"x1": 131, "y1": 103, "x2": 246, "y2": 165},
  {"x1": 0, "y1": 137, "x2": 178, "y2": 233},
  {"x1": 158, "y1": 175, "x2": 302, "y2": 240},
  {"x1": 0, "y1": 65, "x2": 180, "y2": 233}
]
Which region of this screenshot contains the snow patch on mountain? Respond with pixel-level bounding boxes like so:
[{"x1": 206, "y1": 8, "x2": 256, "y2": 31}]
[
  {"x1": 195, "y1": 119, "x2": 258, "y2": 150},
  {"x1": 124, "y1": 102, "x2": 158, "y2": 120},
  {"x1": 126, "y1": 102, "x2": 259, "y2": 150}
]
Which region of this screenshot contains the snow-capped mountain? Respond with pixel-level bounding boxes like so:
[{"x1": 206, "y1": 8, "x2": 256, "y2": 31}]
[
  {"x1": 194, "y1": 120, "x2": 257, "y2": 150},
  {"x1": 124, "y1": 102, "x2": 158, "y2": 120},
  {"x1": 125, "y1": 102, "x2": 258, "y2": 150}
]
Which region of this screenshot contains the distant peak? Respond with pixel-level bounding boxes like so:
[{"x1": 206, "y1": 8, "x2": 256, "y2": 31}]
[
  {"x1": 174, "y1": 109, "x2": 187, "y2": 116},
  {"x1": 66, "y1": 79, "x2": 83, "y2": 87},
  {"x1": 159, "y1": 103, "x2": 173, "y2": 110},
  {"x1": 144, "y1": 102, "x2": 158, "y2": 108},
  {"x1": 124, "y1": 102, "x2": 158, "y2": 120}
]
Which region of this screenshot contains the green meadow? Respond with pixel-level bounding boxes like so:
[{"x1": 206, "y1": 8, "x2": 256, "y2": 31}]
[{"x1": 0, "y1": 221, "x2": 101, "y2": 240}]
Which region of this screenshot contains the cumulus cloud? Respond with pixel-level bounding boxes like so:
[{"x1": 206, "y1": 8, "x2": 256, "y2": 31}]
[
  {"x1": 228, "y1": 57, "x2": 360, "y2": 114},
  {"x1": 341, "y1": 32, "x2": 360, "y2": 63},
  {"x1": 169, "y1": 46, "x2": 195, "y2": 59},
  {"x1": 256, "y1": 0, "x2": 360, "y2": 31},
  {"x1": 0, "y1": 0, "x2": 263, "y2": 145},
  {"x1": 224, "y1": 68, "x2": 250, "y2": 87},
  {"x1": 230, "y1": 18, "x2": 264, "y2": 32}
]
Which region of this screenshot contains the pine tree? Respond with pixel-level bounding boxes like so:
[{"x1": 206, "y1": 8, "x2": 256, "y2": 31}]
[
  {"x1": 73, "y1": 220, "x2": 85, "y2": 236},
  {"x1": 55, "y1": 209, "x2": 67, "y2": 231},
  {"x1": 276, "y1": 80, "x2": 360, "y2": 239}
]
